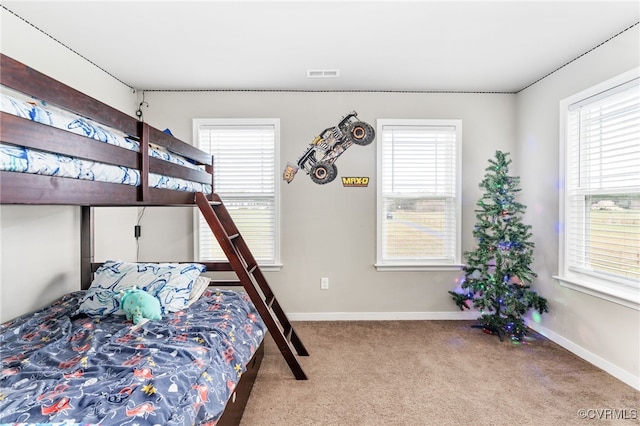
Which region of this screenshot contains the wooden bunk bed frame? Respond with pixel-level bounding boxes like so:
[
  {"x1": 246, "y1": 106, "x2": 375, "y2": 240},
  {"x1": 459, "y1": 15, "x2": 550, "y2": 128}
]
[{"x1": 0, "y1": 53, "x2": 308, "y2": 424}]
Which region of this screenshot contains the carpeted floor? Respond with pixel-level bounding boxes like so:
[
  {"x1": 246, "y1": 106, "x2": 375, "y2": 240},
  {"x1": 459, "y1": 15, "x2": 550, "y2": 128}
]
[{"x1": 240, "y1": 321, "x2": 639, "y2": 426}]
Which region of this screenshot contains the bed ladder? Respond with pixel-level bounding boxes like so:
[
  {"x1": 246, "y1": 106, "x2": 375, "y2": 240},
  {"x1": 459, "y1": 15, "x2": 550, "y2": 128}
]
[{"x1": 195, "y1": 192, "x2": 309, "y2": 380}]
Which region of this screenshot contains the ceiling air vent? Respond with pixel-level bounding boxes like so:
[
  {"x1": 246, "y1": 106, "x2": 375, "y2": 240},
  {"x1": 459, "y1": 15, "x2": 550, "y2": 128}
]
[{"x1": 307, "y1": 69, "x2": 340, "y2": 78}]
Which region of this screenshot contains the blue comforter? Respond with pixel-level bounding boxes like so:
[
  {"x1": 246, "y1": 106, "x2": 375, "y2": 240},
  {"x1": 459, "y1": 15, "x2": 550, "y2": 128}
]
[{"x1": 0, "y1": 289, "x2": 265, "y2": 425}]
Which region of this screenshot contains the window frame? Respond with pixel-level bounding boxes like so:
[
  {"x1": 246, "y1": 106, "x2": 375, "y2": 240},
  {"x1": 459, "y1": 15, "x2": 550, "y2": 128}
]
[
  {"x1": 375, "y1": 118, "x2": 463, "y2": 271},
  {"x1": 556, "y1": 67, "x2": 640, "y2": 310},
  {"x1": 192, "y1": 118, "x2": 282, "y2": 271}
]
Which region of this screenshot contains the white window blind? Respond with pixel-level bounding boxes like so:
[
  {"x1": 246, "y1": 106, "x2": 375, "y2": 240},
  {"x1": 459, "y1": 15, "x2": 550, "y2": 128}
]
[
  {"x1": 565, "y1": 77, "x2": 640, "y2": 285},
  {"x1": 376, "y1": 119, "x2": 461, "y2": 269},
  {"x1": 194, "y1": 119, "x2": 280, "y2": 266}
]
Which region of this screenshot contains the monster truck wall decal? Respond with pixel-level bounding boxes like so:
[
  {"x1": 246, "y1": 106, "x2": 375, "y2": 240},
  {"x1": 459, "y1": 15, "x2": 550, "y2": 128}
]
[{"x1": 283, "y1": 111, "x2": 375, "y2": 185}]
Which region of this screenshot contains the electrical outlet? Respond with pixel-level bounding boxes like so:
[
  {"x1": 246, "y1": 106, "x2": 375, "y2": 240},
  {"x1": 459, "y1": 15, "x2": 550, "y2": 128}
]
[{"x1": 320, "y1": 277, "x2": 329, "y2": 290}]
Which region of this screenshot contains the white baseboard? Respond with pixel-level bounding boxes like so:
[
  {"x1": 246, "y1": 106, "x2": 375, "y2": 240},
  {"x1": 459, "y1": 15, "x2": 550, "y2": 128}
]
[
  {"x1": 527, "y1": 322, "x2": 640, "y2": 391},
  {"x1": 287, "y1": 311, "x2": 479, "y2": 321}
]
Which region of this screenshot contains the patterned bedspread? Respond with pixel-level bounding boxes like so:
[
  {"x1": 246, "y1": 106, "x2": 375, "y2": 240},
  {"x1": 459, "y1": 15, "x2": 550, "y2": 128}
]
[
  {"x1": 0, "y1": 86, "x2": 212, "y2": 194},
  {"x1": 0, "y1": 289, "x2": 265, "y2": 426}
]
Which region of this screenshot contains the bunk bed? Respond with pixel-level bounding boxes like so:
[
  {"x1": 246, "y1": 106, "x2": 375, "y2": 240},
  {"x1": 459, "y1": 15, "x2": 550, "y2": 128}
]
[{"x1": 0, "y1": 53, "x2": 307, "y2": 426}]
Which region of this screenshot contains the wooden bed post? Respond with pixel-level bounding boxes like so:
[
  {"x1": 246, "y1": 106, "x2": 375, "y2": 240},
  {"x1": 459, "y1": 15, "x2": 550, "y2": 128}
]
[
  {"x1": 210, "y1": 154, "x2": 215, "y2": 193},
  {"x1": 137, "y1": 121, "x2": 150, "y2": 202},
  {"x1": 81, "y1": 206, "x2": 94, "y2": 290}
]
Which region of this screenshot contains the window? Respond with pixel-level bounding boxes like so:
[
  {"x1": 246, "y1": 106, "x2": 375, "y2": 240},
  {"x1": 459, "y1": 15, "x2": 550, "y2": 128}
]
[
  {"x1": 376, "y1": 119, "x2": 462, "y2": 270},
  {"x1": 558, "y1": 68, "x2": 640, "y2": 309},
  {"x1": 193, "y1": 118, "x2": 281, "y2": 269}
]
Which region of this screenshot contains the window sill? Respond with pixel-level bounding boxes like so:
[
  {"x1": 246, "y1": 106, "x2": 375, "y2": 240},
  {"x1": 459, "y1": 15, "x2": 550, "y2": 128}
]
[
  {"x1": 554, "y1": 274, "x2": 640, "y2": 311},
  {"x1": 375, "y1": 263, "x2": 464, "y2": 272},
  {"x1": 259, "y1": 264, "x2": 283, "y2": 272}
]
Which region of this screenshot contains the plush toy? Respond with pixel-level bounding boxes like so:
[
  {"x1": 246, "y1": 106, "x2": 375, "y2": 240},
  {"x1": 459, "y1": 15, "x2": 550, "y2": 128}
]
[{"x1": 120, "y1": 287, "x2": 162, "y2": 325}]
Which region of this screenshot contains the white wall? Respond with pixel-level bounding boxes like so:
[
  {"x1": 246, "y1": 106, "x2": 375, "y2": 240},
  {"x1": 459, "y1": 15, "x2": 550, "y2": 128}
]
[
  {"x1": 138, "y1": 90, "x2": 516, "y2": 316},
  {"x1": 0, "y1": 9, "x2": 138, "y2": 322},
  {"x1": 516, "y1": 25, "x2": 640, "y2": 388}
]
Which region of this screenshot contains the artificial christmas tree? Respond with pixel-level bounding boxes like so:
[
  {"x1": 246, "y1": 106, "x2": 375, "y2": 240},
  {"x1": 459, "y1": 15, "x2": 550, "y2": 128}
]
[{"x1": 449, "y1": 151, "x2": 548, "y2": 341}]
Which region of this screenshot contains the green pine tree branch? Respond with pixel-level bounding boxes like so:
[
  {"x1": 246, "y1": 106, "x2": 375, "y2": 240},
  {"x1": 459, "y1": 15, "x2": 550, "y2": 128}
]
[{"x1": 449, "y1": 150, "x2": 548, "y2": 341}]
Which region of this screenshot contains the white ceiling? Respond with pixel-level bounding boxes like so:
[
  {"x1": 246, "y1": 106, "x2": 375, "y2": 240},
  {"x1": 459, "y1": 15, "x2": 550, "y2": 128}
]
[{"x1": 3, "y1": 1, "x2": 639, "y2": 92}]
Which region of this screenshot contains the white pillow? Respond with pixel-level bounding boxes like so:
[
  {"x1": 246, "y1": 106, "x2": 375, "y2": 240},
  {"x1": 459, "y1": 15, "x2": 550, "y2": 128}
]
[
  {"x1": 78, "y1": 260, "x2": 206, "y2": 317},
  {"x1": 185, "y1": 275, "x2": 211, "y2": 308}
]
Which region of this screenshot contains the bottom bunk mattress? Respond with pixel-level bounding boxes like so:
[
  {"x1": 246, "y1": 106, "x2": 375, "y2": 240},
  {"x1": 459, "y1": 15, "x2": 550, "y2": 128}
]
[{"x1": 0, "y1": 288, "x2": 266, "y2": 426}]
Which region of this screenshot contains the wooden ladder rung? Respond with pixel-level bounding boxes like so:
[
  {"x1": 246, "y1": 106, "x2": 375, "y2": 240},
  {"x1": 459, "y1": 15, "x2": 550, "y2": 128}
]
[
  {"x1": 210, "y1": 279, "x2": 243, "y2": 286},
  {"x1": 284, "y1": 325, "x2": 293, "y2": 342},
  {"x1": 265, "y1": 295, "x2": 275, "y2": 308}
]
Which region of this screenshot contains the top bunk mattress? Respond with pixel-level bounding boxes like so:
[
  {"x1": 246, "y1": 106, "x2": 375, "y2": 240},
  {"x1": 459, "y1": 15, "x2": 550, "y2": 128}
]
[{"x1": 0, "y1": 85, "x2": 212, "y2": 194}]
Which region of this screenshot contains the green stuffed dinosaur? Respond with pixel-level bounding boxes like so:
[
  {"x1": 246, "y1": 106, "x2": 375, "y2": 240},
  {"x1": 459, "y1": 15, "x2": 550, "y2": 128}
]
[{"x1": 120, "y1": 287, "x2": 162, "y2": 325}]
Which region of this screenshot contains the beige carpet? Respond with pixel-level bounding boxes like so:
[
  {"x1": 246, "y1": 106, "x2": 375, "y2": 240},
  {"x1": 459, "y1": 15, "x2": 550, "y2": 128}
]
[{"x1": 240, "y1": 321, "x2": 639, "y2": 426}]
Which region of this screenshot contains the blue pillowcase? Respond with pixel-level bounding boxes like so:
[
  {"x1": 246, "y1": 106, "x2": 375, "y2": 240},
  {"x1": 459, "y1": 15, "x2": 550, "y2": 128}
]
[{"x1": 78, "y1": 260, "x2": 206, "y2": 317}]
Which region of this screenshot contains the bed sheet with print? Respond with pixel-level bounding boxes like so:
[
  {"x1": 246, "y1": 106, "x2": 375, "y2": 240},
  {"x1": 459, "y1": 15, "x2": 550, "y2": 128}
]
[
  {"x1": 0, "y1": 288, "x2": 265, "y2": 426},
  {"x1": 0, "y1": 53, "x2": 213, "y2": 206},
  {"x1": 0, "y1": 86, "x2": 211, "y2": 194}
]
